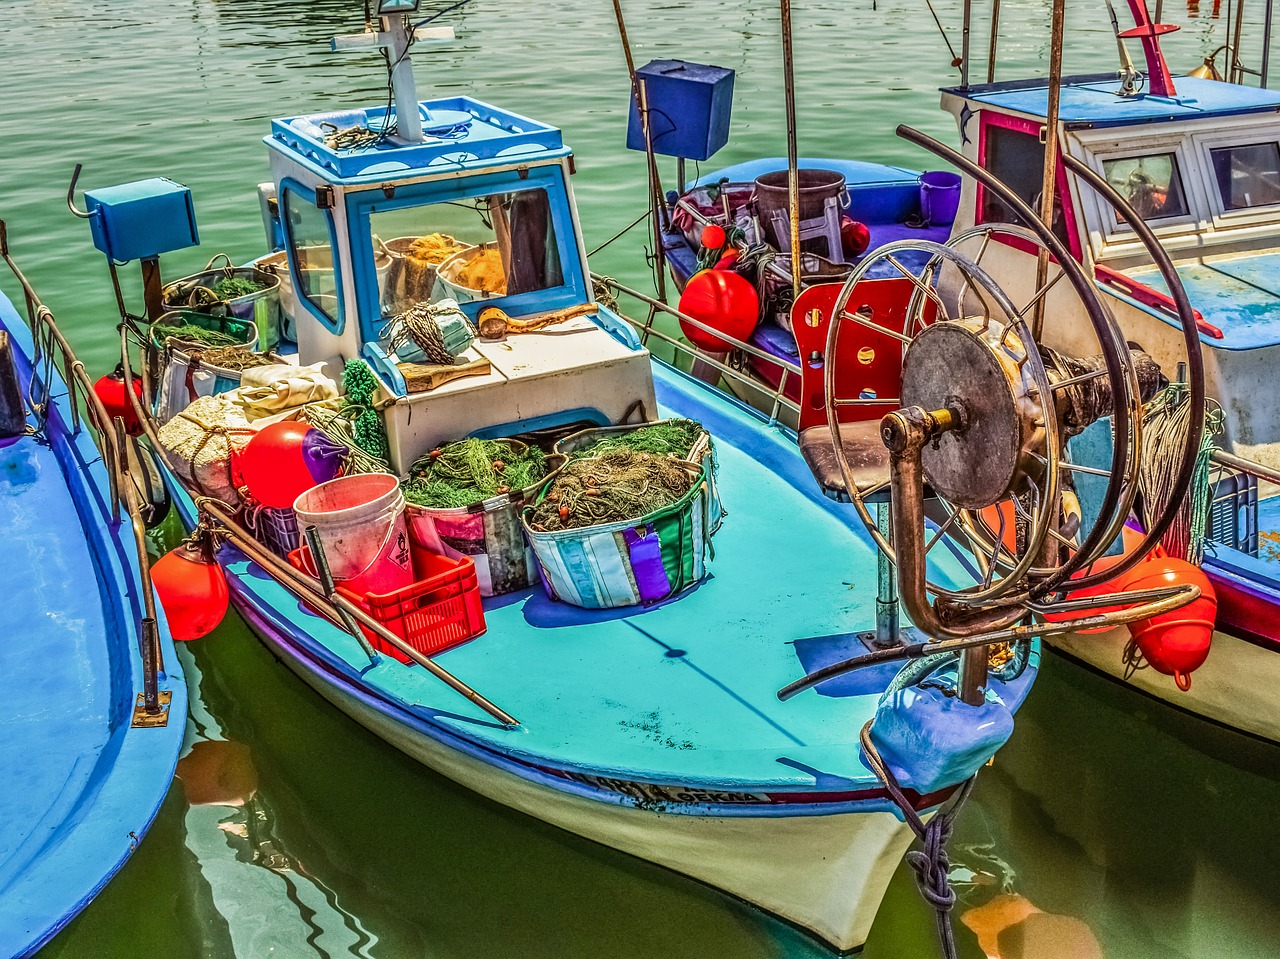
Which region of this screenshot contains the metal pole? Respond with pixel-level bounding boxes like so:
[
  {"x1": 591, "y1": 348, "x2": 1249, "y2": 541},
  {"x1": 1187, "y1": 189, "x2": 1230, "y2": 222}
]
[
  {"x1": 988, "y1": 0, "x2": 1001, "y2": 83},
  {"x1": 961, "y1": 0, "x2": 973, "y2": 88},
  {"x1": 612, "y1": 0, "x2": 668, "y2": 301},
  {"x1": 305, "y1": 524, "x2": 381, "y2": 662},
  {"x1": 875, "y1": 502, "x2": 900, "y2": 646},
  {"x1": 1232, "y1": 0, "x2": 1248, "y2": 84},
  {"x1": 1263, "y1": 0, "x2": 1274, "y2": 85},
  {"x1": 781, "y1": 0, "x2": 802, "y2": 303},
  {"x1": 1032, "y1": 0, "x2": 1066, "y2": 341}
]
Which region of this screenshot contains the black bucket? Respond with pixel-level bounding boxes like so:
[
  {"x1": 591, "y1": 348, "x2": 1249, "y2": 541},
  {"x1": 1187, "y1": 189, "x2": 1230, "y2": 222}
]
[{"x1": 753, "y1": 169, "x2": 847, "y2": 247}]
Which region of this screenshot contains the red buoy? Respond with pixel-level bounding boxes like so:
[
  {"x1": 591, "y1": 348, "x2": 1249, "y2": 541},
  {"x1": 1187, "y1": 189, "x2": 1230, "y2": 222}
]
[
  {"x1": 700, "y1": 223, "x2": 727, "y2": 250},
  {"x1": 93, "y1": 363, "x2": 144, "y2": 436},
  {"x1": 841, "y1": 217, "x2": 871, "y2": 258},
  {"x1": 238, "y1": 421, "x2": 347, "y2": 509},
  {"x1": 1122, "y1": 557, "x2": 1216, "y2": 691},
  {"x1": 152, "y1": 538, "x2": 229, "y2": 641},
  {"x1": 677, "y1": 269, "x2": 759, "y2": 353}
]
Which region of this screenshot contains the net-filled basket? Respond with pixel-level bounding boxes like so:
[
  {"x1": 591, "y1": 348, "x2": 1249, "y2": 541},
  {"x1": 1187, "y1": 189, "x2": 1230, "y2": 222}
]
[
  {"x1": 522, "y1": 459, "x2": 715, "y2": 609},
  {"x1": 553, "y1": 419, "x2": 723, "y2": 534},
  {"x1": 403, "y1": 439, "x2": 567, "y2": 597}
]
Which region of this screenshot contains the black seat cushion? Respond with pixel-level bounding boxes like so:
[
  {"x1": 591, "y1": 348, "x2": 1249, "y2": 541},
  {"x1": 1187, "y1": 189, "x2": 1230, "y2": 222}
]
[{"x1": 799, "y1": 420, "x2": 891, "y2": 504}]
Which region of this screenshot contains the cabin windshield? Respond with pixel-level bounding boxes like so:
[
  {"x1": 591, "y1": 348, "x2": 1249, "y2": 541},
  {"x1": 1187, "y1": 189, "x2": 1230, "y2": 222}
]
[
  {"x1": 1102, "y1": 153, "x2": 1189, "y2": 222},
  {"x1": 371, "y1": 187, "x2": 565, "y2": 315},
  {"x1": 283, "y1": 187, "x2": 341, "y2": 329},
  {"x1": 1210, "y1": 142, "x2": 1280, "y2": 211}
]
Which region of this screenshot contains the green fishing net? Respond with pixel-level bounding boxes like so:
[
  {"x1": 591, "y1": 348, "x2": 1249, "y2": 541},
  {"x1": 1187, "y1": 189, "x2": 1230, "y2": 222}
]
[
  {"x1": 208, "y1": 275, "x2": 267, "y2": 299},
  {"x1": 568, "y1": 419, "x2": 704, "y2": 459},
  {"x1": 528, "y1": 449, "x2": 696, "y2": 531},
  {"x1": 156, "y1": 322, "x2": 242, "y2": 349},
  {"x1": 403, "y1": 438, "x2": 548, "y2": 509},
  {"x1": 341, "y1": 358, "x2": 390, "y2": 461}
]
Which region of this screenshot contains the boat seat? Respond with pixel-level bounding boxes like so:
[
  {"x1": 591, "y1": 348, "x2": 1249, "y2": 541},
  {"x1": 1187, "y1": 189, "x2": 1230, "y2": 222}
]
[
  {"x1": 799, "y1": 420, "x2": 890, "y2": 503},
  {"x1": 789, "y1": 278, "x2": 923, "y2": 504}
]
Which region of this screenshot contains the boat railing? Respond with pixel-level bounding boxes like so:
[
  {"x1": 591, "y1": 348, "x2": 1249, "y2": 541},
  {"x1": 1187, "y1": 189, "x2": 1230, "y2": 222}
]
[
  {"x1": 0, "y1": 219, "x2": 167, "y2": 724},
  {"x1": 1207, "y1": 449, "x2": 1280, "y2": 558},
  {"x1": 591, "y1": 274, "x2": 801, "y2": 428}
]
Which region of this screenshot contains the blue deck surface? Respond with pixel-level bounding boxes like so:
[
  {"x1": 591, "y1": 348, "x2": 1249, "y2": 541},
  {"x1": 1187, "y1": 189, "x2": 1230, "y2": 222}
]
[
  {"x1": 1129, "y1": 252, "x2": 1280, "y2": 351},
  {"x1": 219, "y1": 361, "x2": 1034, "y2": 798},
  {"x1": 0, "y1": 298, "x2": 185, "y2": 957},
  {"x1": 950, "y1": 74, "x2": 1280, "y2": 127}
]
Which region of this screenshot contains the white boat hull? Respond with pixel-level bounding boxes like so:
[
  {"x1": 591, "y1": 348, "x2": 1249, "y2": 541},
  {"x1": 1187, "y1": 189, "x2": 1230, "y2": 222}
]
[
  {"x1": 1048, "y1": 626, "x2": 1280, "y2": 744},
  {"x1": 248, "y1": 613, "x2": 918, "y2": 951}
]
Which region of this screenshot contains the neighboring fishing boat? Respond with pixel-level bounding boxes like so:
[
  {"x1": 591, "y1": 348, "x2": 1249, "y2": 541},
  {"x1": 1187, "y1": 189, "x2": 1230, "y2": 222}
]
[
  {"x1": 648, "y1": 0, "x2": 1280, "y2": 743},
  {"x1": 63, "y1": 4, "x2": 1198, "y2": 953},
  {"x1": 0, "y1": 228, "x2": 186, "y2": 957}
]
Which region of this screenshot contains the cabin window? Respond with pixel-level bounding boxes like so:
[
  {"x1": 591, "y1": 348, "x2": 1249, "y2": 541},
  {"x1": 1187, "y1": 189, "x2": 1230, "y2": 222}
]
[
  {"x1": 283, "y1": 187, "x2": 341, "y2": 329},
  {"x1": 1101, "y1": 153, "x2": 1189, "y2": 222},
  {"x1": 980, "y1": 124, "x2": 1071, "y2": 247},
  {"x1": 1209, "y1": 142, "x2": 1280, "y2": 211},
  {"x1": 370, "y1": 187, "x2": 564, "y2": 315}
]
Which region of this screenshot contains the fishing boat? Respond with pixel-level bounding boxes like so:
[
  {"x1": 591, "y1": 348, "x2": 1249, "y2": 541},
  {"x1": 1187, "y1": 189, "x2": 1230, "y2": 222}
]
[
  {"x1": 651, "y1": 0, "x2": 1280, "y2": 743},
  {"x1": 62, "y1": 3, "x2": 1201, "y2": 953},
  {"x1": 0, "y1": 228, "x2": 186, "y2": 957}
]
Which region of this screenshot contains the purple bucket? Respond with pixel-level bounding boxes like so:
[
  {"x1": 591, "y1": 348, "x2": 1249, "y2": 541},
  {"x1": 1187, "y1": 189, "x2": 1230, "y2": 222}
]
[{"x1": 919, "y1": 171, "x2": 962, "y2": 227}]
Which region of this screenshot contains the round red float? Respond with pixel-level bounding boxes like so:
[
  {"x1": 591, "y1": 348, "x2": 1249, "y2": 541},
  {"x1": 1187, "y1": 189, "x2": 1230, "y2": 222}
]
[
  {"x1": 239, "y1": 421, "x2": 347, "y2": 509},
  {"x1": 700, "y1": 223, "x2": 727, "y2": 250},
  {"x1": 841, "y1": 217, "x2": 871, "y2": 257},
  {"x1": 93, "y1": 363, "x2": 145, "y2": 436},
  {"x1": 1122, "y1": 557, "x2": 1216, "y2": 690},
  {"x1": 677, "y1": 269, "x2": 759, "y2": 353},
  {"x1": 152, "y1": 541, "x2": 229, "y2": 641}
]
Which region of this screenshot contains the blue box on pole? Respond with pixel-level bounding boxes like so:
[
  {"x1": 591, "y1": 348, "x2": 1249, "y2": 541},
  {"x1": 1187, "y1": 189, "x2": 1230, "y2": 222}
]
[
  {"x1": 85, "y1": 178, "x2": 200, "y2": 263},
  {"x1": 625, "y1": 60, "x2": 734, "y2": 162}
]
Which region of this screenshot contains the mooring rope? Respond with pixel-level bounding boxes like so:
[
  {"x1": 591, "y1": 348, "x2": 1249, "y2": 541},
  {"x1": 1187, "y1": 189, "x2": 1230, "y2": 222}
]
[{"x1": 859, "y1": 720, "x2": 977, "y2": 959}]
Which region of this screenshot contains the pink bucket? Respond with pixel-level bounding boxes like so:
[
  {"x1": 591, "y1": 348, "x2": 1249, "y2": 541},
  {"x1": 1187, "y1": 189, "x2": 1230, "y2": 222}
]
[{"x1": 293, "y1": 472, "x2": 413, "y2": 596}]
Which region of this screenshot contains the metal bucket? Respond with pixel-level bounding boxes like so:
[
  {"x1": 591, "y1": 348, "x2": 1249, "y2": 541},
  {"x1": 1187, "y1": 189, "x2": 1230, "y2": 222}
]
[{"x1": 162, "y1": 253, "x2": 281, "y2": 350}]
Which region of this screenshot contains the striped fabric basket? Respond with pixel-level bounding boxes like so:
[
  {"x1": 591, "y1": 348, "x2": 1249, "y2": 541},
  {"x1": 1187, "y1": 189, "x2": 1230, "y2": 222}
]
[{"x1": 522, "y1": 461, "x2": 715, "y2": 609}]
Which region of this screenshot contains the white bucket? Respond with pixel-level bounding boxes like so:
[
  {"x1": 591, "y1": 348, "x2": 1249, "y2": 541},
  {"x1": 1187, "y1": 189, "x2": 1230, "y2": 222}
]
[{"x1": 293, "y1": 472, "x2": 413, "y2": 596}]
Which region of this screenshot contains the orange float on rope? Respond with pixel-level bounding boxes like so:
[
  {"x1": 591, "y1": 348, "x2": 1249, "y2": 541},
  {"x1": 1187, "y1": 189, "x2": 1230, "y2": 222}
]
[
  {"x1": 152, "y1": 539, "x2": 229, "y2": 641},
  {"x1": 677, "y1": 269, "x2": 759, "y2": 353},
  {"x1": 1121, "y1": 557, "x2": 1216, "y2": 691}
]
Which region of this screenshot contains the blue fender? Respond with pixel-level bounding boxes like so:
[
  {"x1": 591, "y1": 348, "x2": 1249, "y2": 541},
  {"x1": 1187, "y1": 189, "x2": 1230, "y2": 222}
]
[{"x1": 861, "y1": 681, "x2": 1014, "y2": 795}]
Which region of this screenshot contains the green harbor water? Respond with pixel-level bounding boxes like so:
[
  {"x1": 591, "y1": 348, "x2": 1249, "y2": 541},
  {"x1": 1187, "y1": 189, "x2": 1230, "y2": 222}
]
[{"x1": 4, "y1": 1, "x2": 1280, "y2": 956}]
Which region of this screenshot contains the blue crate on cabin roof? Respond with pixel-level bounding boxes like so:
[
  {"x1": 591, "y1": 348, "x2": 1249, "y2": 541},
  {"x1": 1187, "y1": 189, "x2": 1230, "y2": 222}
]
[
  {"x1": 626, "y1": 59, "x2": 734, "y2": 162},
  {"x1": 84, "y1": 178, "x2": 199, "y2": 263}
]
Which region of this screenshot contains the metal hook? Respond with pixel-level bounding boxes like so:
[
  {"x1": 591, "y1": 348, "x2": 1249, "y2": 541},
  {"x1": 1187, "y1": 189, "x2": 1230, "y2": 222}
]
[{"x1": 67, "y1": 164, "x2": 92, "y2": 219}]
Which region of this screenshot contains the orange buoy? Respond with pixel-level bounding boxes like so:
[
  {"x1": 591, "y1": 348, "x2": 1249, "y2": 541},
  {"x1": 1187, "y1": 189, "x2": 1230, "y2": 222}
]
[
  {"x1": 92, "y1": 363, "x2": 145, "y2": 436},
  {"x1": 1121, "y1": 557, "x2": 1216, "y2": 691},
  {"x1": 677, "y1": 269, "x2": 759, "y2": 353},
  {"x1": 152, "y1": 538, "x2": 229, "y2": 641}
]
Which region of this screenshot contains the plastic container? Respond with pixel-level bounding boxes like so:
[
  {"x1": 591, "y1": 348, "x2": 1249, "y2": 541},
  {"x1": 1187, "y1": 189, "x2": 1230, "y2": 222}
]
[
  {"x1": 150, "y1": 310, "x2": 260, "y2": 423},
  {"x1": 161, "y1": 254, "x2": 281, "y2": 351},
  {"x1": 523, "y1": 459, "x2": 715, "y2": 609},
  {"x1": 919, "y1": 171, "x2": 962, "y2": 227},
  {"x1": 293, "y1": 472, "x2": 414, "y2": 596},
  {"x1": 248, "y1": 505, "x2": 299, "y2": 559},
  {"x1": 436, "y1": 242, "x2": 505, "y2": 302},
  {"x1": 404, "y1": 442, "x2": 567, "y2": 597},
  {"x1": 289, "y1": 540, "x2": 485, "y2": 662},
  {"x1": 753, "y1": 169, "x2": 847, "y2": 248}
]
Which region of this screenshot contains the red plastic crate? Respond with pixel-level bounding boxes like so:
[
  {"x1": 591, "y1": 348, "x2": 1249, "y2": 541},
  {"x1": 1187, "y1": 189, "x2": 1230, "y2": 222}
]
[{"x1": 288, "y1": 542, "x2": 486, "y2": 663}]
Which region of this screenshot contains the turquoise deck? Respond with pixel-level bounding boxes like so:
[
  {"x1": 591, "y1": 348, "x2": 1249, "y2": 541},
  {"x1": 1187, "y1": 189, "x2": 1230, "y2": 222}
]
[
  {"x1": 1130, "y1": 252, "x2": 1280, "y2": 351},
  {"x1": 212, "y1": 362, "x2": 1032, "y2": 799},
  {"x1": 0, "y1": 296, "x2": 186, "y2": 957}
]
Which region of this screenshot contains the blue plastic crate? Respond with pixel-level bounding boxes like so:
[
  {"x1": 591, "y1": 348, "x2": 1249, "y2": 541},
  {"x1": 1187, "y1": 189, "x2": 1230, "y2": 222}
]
[
  {"x1": 85, "y1": 178, "x2": 199, "y2": 263},
  {"x1": 626, "y1": 60, "x2": 734, "y2": 162}
]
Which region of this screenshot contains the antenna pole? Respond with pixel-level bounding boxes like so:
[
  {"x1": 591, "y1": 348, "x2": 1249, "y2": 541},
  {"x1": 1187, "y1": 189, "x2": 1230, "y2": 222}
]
[
  {"x1": 781, "y1": 0, "x2": 802, "y2": 304},
  {"x1": 988, "y1": 0, "x2": 1001, "y2": 82},
  {"x1": 384, "y1": 14, "x2": 423, "y2": 142}
]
